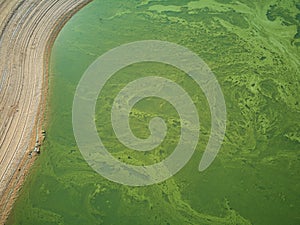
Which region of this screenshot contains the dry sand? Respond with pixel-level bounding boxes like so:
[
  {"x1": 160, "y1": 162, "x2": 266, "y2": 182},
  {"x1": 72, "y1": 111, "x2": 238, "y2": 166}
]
[{"x1": 0, "y1": 0, "x2": 91, "y2": 222}]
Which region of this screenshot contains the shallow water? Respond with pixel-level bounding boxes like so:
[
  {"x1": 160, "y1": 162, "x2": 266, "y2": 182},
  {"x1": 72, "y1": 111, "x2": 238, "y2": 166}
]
[{"x1": 7, "y1": 0, "x2": 300, "y2": 224}]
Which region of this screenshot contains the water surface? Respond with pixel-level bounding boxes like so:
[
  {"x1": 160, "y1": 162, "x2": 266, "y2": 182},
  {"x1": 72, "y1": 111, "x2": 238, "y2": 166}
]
[{"x1": 8, "y1": 0, "x2": 300, "y2": 224}]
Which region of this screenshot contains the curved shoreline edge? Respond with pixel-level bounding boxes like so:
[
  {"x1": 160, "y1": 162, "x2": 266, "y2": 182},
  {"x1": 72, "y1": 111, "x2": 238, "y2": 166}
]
[{"x1": 0, "y1": 0, "x2": 92, "y2": 223}]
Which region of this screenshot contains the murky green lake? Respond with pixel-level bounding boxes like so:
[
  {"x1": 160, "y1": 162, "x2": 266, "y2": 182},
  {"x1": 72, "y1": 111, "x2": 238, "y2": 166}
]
[{"x1": 7, "y1": 0, "x2": 300, "y2": 224}]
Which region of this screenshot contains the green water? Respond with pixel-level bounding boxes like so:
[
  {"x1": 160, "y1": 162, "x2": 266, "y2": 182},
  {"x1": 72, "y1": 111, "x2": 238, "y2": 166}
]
[{"x1": 7, "y1": 0, "x2": 300, "y2": 224}]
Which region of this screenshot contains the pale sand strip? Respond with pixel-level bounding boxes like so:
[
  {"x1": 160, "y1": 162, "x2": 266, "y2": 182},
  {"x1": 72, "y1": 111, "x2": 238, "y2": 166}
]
[{"x1": 0, "y1": 0, "x2": 92, "y2": 222}]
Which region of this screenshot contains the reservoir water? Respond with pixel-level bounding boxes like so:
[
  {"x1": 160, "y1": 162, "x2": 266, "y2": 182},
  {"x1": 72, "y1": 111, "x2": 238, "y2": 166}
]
[{"x1": 7, "y1": 0, "x2": 300, "y2": 224}]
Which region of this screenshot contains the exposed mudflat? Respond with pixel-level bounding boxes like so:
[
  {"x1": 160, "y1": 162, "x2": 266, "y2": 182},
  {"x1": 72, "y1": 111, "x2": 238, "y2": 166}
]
[{"x1": 0, "y1": 0, "x2": 91, "y2": 223}]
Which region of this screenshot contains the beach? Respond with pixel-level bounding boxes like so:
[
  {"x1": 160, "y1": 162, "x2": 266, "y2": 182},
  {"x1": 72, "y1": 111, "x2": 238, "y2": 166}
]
[{"x1": 0, "y1": 0, "x2": 91, "y2": 223}]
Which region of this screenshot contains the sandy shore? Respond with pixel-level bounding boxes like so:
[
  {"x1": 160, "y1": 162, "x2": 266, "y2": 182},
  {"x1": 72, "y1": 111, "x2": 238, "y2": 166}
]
[{"x1": 0, "y1": 0, "x2": 91, "y2": 222}]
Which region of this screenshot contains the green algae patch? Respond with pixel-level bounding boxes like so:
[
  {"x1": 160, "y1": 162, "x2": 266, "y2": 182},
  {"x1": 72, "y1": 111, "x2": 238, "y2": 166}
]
[{"x1": 148, "y1": 5, "x2": 182, "y2": 13}]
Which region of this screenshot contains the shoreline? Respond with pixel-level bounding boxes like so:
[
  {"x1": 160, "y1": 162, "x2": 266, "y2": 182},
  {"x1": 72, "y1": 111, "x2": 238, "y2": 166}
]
[{"x1": 0, "y1": 1, "x2": 92, "y2": 223}]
